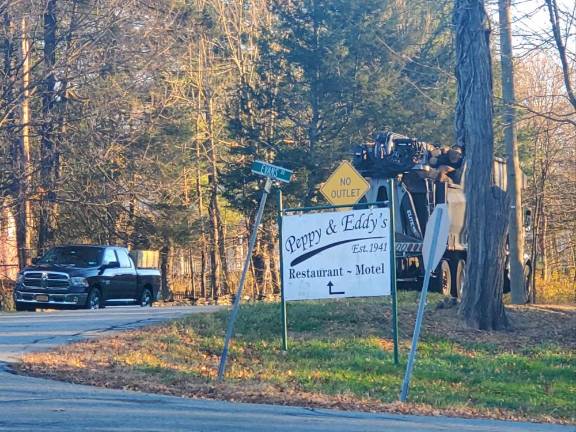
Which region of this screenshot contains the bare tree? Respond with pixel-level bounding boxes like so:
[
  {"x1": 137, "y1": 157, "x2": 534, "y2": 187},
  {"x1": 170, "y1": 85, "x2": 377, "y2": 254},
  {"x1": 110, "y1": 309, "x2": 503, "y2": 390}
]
[
  {"x1": 498, "y1": 0, "x2": 526, "y2": 303},
  {"x1": 545, "y1": 0, "x2": 576, "y2": 111}
]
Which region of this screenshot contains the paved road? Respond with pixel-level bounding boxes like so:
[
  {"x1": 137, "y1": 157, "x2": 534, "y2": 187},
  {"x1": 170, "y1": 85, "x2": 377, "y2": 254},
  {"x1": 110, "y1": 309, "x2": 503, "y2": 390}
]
[
  {"x1": 0, "y1": 307, "x2": 573, "y2": 432},
  {"x1": 0, "y1": 306, "x2": 219, "y2": 362}
]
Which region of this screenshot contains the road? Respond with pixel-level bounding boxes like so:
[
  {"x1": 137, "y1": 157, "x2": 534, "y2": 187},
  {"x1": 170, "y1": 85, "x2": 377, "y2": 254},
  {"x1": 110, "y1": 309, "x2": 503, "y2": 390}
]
[{"x1": 0, "y1": 306, "x2": 573, "y2": 432}]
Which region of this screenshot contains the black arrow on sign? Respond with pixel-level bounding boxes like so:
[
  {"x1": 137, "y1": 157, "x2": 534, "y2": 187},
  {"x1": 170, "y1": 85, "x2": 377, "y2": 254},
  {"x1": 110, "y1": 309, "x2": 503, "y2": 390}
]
[{"x1": 328, "y1": 281, "x2": 345, "y2": 295}]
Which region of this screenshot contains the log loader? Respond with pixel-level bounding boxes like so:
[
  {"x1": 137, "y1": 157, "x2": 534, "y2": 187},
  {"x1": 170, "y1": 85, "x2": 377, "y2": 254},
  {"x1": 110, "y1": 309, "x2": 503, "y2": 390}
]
[{"x1": 352, "y1": 131, "x2": 532, "y2": 299}]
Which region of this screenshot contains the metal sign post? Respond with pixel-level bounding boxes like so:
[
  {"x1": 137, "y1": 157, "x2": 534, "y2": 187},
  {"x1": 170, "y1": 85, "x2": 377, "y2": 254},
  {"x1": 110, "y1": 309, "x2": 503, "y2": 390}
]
[
  {"x1": 278, "y1": 190, "x2": 288, "y2": 351},
  {"x1": 387, "y1": 178, "x2": 399, "y2": 366},
  {"x1": 400, "y1": 204, "x2": 450, "y2": 401},
  {"x1": 217, "y1": 161, "x2": 292, "y2": 381}
]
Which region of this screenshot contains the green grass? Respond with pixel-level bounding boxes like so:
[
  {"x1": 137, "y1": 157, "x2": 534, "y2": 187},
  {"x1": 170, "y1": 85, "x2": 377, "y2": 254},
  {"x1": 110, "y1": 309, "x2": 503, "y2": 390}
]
[{"x1": 110, "y1": 294, "x2": 576, "y2": 421}]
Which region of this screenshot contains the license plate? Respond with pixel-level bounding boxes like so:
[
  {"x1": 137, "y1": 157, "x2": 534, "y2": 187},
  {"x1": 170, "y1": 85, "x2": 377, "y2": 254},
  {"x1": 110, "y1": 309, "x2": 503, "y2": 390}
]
[{"x1": 36, "y1": 295, "x2": 49, "y2": 302}]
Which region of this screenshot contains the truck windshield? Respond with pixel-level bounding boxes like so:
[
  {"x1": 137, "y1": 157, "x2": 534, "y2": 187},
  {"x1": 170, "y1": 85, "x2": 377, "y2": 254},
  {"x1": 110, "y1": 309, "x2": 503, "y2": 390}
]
[{"x1": 37, "y1": 247, "x2": 103, "y2": 268}]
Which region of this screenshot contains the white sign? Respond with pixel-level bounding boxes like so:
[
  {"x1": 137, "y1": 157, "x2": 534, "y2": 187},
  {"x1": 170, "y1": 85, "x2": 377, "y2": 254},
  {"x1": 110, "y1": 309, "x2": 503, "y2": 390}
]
[
  {"x1": 422, "y1": 204, "x2": 451, "y2": 271},
  {"x1": 281, "y1": 208, "x2": 390, "y2": 301}
]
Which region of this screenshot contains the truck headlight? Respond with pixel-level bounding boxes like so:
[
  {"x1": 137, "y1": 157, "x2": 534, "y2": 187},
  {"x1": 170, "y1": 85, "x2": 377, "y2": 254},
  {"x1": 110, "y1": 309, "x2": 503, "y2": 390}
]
[{"x1": 70, "y1": 277, "x2": 89, "y2": 287}]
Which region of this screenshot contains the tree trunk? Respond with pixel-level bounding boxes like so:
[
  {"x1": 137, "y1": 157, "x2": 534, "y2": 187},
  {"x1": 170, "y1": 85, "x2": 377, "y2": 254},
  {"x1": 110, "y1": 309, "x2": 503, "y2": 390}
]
[
  {"x1": 454, "y1": 0, "x2": 508, "y2": 330},
  {"x1": 498, "y1": 0, "x2": 526, "y2": 304},
  {"x1": 160, "y1": 238, "x2": 173, "y2": 301},
  {"x1": 205, "y1": 92, "x2": 222, "y2": 300},
  {"x1": 2, "y1": 11, "x2": 28, "y2": 268},
  {"x1": 195, "y1": 132, "x2": 207, "y2": 299},
  {"x1": 541, "y1": 213, "x2": 549, "y2": 281},
  {"x1": 15, "y1": 16, "x2": 32, "y2": 267},
  {"x1": 252, "y1": 239, "x2": 265, "y2": 298},
  {"x1": 266, "y1": 224, "x2": 280, "y2": 295},
  {"x1": 37, "y1": 0, "x2": 58, "y2": 253}
]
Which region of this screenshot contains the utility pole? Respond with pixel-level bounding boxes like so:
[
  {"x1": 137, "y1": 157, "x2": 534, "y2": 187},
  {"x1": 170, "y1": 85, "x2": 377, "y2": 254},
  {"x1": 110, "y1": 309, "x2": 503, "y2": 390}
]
[{"x1": 498, "y1": 0, "x2": 526, "y2": 304}]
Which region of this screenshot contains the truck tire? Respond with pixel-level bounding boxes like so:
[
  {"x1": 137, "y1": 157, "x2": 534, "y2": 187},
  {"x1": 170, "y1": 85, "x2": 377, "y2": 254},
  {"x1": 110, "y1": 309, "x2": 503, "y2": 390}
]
[
  {"x1": 139, "y1": 288, "x2": 153, "y2": 307},
  {"x1": 85, "y1": 288, "x2": 103, "y2": 310},
  {"x1": 431, "y1": 260, "x2": 451, "y2": 296},
  {"x1": 454, "y1": 259, "x2": 466, "y2": 300}
]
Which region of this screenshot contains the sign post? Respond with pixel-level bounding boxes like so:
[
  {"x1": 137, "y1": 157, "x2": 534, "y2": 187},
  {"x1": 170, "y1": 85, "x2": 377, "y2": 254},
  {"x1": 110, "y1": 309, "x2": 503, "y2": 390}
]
[
  {"x1": 400, "y1": 204, "x2": 450, "y2": 401},
  {"x1": 278, "y1": 189, "x2": 288, "y2": 351},
  {"x1": 387, "y1": 178, "x2": 399, "y2": 366},
  {"x1": 217, "y1": 161, "x2": 292, "y2": 381}
]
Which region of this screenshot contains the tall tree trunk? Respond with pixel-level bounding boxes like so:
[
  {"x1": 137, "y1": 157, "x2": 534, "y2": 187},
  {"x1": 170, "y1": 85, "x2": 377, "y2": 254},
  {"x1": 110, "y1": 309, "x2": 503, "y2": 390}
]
[
  {"x1": 38, "y1": 0, "x2": 58, "y2": 253},
  {"x1": 195, "y1": 107, "x2": 207, "y2": 299},
  {"x1": 540, "y1": 213, "x2": 549, "y2": 281},
  {"x1": 15, "y1": 16, "x2": 32, "y2": 267},
  {"x1": 498, "y1": 0, "x2": 526, "y2": 304},
  {"x1": 252, "y1": 239, "x2": 265, "y2": 298},
  {"x1": 305, "y1": 0, "x2": 321, "y2": 206},
  {"x1": 205, "y1": 92, "x2": 222, "y2": 300},
  {"x1": 266, "y1": 224, "x2": 280, "y2": 295},
  {"x1": 160, "y1": 237, "x2": 173, "y2": 301},
  {"x1": 454, "y1": 0, "x2": 508, "y2": 330},
  {"x1": 2, "y1": 11, "x2": 24, "y2": 267}
]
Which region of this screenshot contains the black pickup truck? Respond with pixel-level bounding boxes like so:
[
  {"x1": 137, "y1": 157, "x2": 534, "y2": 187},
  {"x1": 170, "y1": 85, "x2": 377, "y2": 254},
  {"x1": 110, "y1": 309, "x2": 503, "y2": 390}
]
[{"x1": 13, "y1": 245, "x2": 161, "y2": 311}]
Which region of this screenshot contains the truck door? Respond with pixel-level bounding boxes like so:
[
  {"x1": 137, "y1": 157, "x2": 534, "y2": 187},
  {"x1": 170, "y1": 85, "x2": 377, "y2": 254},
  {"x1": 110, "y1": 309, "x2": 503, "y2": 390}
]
[
  {"x1": 115, "y1": 248, "x2": 138, "y2": 300},
  {"x1": 101, "y1": 248, "x2": 122, "y2": 300}
]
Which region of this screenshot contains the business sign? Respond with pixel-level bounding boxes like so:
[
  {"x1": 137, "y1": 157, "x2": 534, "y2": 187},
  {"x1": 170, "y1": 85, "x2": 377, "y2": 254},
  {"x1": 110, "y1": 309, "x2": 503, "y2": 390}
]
[
  {"x1": 281, "y1": 208, "x2": 390, "y2": 301},
  {"x1": 251, "y1": 160, "x2": 293, "y2": 183},
  {"x1": 320, "y1": 161, "x2": 370, "y2": 206}
]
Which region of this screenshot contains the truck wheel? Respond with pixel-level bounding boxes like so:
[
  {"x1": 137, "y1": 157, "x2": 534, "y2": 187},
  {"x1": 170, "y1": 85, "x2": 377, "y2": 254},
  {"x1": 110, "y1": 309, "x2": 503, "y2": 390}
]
[
  {"x1": 455, "y1": 259, "x2": 466, "y2": 300},
  {"x1": 140, "y1": 288, "x2": 153, "y2": 307},
  {"x1": 431, "y1": 260, "x2": 451, "y2": 296},
  {"x1": 86, "y1": 288, "x2": 102, "y2": 310}
]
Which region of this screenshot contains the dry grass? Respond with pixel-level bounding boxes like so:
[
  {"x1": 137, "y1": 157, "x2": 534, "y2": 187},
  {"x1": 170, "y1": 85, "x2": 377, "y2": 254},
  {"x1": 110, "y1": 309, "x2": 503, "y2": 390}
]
[{"x1": 535, "y1": 273, "x2": 575, "y2": 305}]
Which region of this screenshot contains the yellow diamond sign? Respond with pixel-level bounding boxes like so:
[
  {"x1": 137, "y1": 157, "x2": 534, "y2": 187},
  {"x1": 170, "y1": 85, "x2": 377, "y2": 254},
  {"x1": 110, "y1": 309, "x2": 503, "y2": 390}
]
[{"x1": 320, "y1": 161, "x2": 370, "y2": 206}]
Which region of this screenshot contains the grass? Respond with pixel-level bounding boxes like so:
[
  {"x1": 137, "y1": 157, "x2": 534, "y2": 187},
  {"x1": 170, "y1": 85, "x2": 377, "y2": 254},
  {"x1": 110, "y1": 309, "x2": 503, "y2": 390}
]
[{"x1": 16, "y1": 292, "x2": 576, "y2": 424}]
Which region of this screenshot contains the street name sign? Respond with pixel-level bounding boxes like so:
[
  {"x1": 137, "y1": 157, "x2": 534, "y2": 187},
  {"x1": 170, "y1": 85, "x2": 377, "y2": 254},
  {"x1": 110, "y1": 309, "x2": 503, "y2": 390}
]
[
  {"x1": 281, "y1": 208, "x2": 390, "y2": 301},
  {"x1": 320, "y1": 161, "x2": 370, "y2": 206},
  {"x1": 251, "y1": 160, "x2": 293, "y2": 183}
]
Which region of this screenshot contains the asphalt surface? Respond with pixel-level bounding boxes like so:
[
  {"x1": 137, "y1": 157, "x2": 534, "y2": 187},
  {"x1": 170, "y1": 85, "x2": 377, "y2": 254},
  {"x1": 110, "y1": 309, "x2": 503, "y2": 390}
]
[{"x1": 0, "y1": 306, "x2": 573, "y2": 432}]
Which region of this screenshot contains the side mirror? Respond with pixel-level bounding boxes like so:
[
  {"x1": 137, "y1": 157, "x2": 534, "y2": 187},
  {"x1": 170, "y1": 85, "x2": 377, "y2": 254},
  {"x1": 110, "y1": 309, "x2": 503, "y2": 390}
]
[{"x1": 523, "y1": 209, "x2": 532, "y2": 231}]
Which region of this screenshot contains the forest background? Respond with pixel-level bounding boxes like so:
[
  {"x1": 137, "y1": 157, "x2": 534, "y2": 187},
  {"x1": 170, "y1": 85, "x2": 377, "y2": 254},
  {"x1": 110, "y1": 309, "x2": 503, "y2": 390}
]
[{"x1": 0, "y1": 0, "x2": 574, "y2": 303}]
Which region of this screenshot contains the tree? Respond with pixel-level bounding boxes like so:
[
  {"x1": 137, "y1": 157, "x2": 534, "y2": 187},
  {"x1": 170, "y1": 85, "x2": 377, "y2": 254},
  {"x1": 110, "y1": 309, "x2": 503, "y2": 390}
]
[
  {"x1": 454, "y1": 0, "x2": 508, "y2": 330},
  {"x1": 498, "y1": 0, "x2": 526, "y2": 304},
  {"x1": 545, "y1": 0, "x2": 576, "y2": 112}
]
